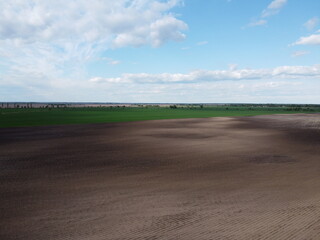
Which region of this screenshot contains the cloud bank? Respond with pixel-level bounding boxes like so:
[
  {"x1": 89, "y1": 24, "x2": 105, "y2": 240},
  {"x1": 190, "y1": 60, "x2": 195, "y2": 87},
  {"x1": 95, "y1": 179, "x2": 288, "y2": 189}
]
[{"x1": 90, "y1": 65, "x2": 320, "y2": 84}]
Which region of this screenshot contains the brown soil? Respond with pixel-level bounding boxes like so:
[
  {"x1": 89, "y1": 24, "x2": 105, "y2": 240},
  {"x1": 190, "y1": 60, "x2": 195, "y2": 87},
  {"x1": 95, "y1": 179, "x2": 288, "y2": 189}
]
[{"x1": 1, "y1": 114, "x2": 320, "y2": 239}]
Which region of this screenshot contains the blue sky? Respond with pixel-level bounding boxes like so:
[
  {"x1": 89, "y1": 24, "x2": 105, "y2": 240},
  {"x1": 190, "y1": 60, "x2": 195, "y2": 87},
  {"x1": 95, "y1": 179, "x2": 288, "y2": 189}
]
[{"x1": 0, "y1": 0, "x2": 319, "y2": 103}]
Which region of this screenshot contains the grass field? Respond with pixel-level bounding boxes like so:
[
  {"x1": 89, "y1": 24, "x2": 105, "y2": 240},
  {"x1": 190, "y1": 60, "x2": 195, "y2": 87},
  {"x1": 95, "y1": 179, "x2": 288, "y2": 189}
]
[{"x1": 1, "y1": 106, "x2": 319, "y2": 128}]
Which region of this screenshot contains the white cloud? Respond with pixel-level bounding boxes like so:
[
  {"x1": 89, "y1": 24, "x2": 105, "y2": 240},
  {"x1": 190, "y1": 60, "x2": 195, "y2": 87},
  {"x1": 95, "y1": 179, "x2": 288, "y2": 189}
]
[
  {"x1": 90, "y1": 64, "x2": 320, "y2": 84},
  {"x1": 197, "y1": 41, "x2": 209, "y2": 46},
  {"x1": 267, "y1": 0, "x2": 287, "y2": 9},
  {"x1": 262, "y1": 0, "x2": 287, "y2": 17},
  {"x1": 248, "y1": 19, "x2": 267, "y2": 27},
  {"x1": 0, "y1": 0, "x2": 186, "y2": 46},
  {"x1": 304, "y1": 17, "x2": 319, "y2": 31},
  {"x1": 150, "y1": 15, "x2": 187, "y2": 47},
  {"x1": 109, "y1": 60, "x2": 121, "y2": 65},
  {"x1": 0, "y1": 0, "x2": 187, "y2": 91},
  {"x1": 83, "y1": 75, "x2": 319, "y2": 104},
  {"x1": 291, "y1": 51, "x2": 309, "y2": 57},
  {"x1": 248, "y1": 0, "x2": 287, "y2": 27},
  {"x1": 101, "y1": 57, "x2": 121, "y2": 65},
  {"x1": 228, "y1": 64, "x2": 238, "y2": 71},
  {"x1": 113, "y1": 15, "x2": 187, "y2": 48},
  {"x1": 293, "y1": 34, "x2": 320, "y2": 45}
]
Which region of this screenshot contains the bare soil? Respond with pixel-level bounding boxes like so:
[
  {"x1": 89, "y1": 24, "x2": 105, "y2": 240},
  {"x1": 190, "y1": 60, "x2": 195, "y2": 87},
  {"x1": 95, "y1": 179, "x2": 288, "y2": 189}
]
[{"x1": 1, "y1": 114, "x2": 320, "y2": 240}]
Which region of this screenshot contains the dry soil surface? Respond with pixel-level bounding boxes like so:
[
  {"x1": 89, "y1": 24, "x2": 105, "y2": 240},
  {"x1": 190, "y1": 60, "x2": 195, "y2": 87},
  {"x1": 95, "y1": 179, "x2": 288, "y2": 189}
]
[{"x1": 1, "y1": 114, "x2": 320, "y2": 240}]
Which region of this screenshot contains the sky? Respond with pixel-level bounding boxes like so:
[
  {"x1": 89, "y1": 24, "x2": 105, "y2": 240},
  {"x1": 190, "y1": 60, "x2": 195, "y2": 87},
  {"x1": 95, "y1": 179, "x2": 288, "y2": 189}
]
[{"x1": 0, "y1": 0, "x2": 319, "y2": 103}]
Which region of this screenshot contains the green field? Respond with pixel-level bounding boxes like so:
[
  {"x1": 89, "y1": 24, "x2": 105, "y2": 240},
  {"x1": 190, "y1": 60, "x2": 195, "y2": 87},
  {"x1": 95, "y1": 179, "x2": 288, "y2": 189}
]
[{"x1": 0, "y1": 106, "x2": 319, "y2": 128}]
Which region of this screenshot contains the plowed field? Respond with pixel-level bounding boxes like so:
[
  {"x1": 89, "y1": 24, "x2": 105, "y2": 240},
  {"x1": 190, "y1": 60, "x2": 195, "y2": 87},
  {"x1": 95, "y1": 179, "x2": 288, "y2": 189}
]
[{"x1": 1, "y1": 114, "x2": 320, "y2": 239}]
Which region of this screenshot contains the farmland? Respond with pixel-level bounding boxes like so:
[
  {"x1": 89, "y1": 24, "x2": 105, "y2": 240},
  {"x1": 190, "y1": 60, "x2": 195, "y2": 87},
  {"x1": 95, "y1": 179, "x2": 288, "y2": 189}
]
[
  {"x1": 1, "y1": 104, "x2": 319, "y2": 128},
  {"x1": 1, "y1": 113, "x2": 320, "y2": 239}
]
